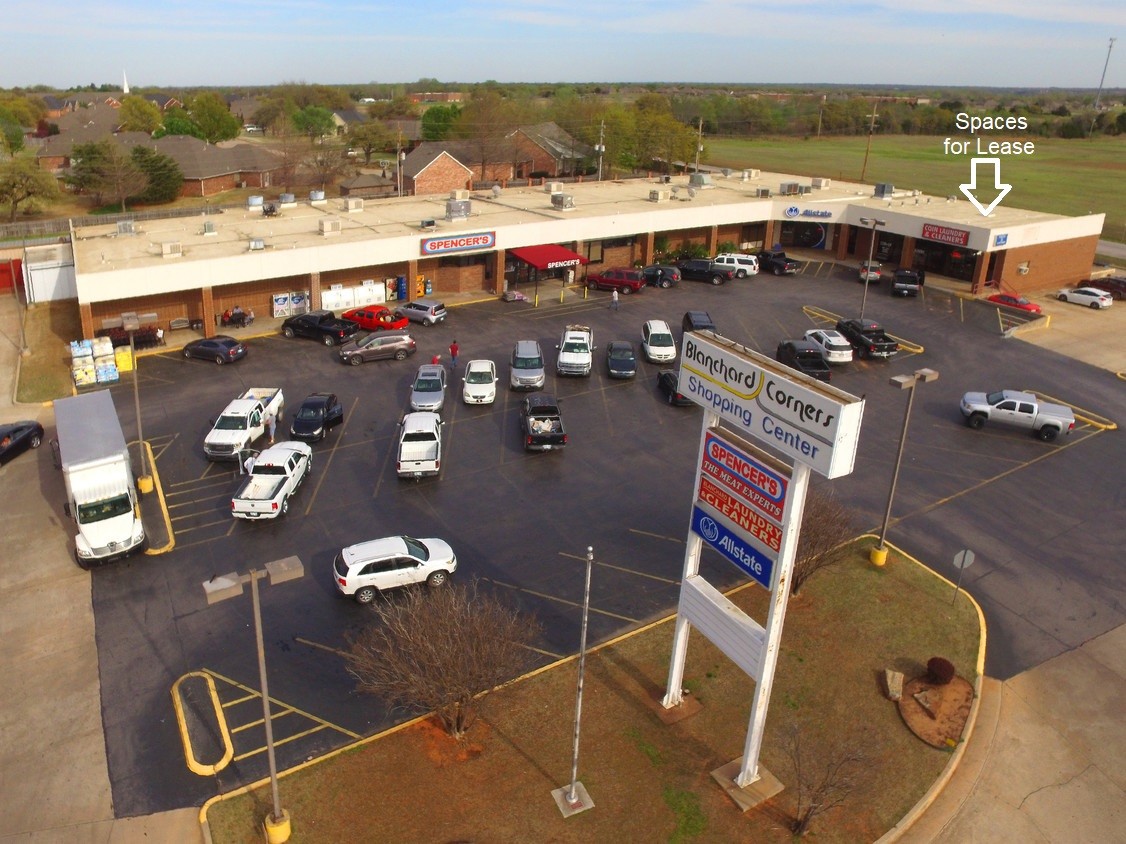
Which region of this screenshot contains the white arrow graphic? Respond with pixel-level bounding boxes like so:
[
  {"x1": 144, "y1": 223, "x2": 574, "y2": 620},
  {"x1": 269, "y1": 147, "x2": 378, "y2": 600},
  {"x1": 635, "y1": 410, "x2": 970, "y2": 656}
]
[{"x1": 960, "y1": 157, "x2": 1012, "y2": 216}]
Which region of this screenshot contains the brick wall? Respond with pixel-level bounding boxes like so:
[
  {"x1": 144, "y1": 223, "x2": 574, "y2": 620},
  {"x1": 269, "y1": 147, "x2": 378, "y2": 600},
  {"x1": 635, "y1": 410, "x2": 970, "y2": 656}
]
[
  {"x1": 994, "y1": 235, "x2": 1100, "y2": 295},
  {"x1": 434, "y1": 261, "x2": 487, "y2": 293},
  {"x1": 410, "y1": 156, "x2": 472, "y2": 195},
  {"x1": 512, "y1": 133, "x2": 558, "y2": 176}
]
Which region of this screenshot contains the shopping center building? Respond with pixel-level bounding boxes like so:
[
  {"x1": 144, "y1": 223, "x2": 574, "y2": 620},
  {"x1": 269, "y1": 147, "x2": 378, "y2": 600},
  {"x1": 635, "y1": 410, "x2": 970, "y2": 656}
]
[{"x1": 22, "y1": 169, "x2": 1105, "y2": 339}]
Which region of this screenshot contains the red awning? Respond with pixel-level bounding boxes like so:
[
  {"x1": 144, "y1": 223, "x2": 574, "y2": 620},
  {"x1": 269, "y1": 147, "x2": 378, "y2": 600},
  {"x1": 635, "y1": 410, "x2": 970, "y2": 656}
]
[{"x1": 508, "y1": 244, "x2": 588, "y2": 271}]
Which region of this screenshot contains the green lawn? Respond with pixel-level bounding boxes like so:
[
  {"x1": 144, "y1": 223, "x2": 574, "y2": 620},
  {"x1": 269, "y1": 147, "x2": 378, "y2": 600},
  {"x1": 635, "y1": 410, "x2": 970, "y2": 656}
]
[{"x1": 706, "y1": 135, "x2": 1125, "y2": 243}]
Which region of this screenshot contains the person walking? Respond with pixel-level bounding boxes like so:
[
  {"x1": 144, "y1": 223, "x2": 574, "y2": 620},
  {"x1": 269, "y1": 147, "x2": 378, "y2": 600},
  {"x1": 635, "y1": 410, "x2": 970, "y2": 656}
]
[
  {"x1": 449, "y1": 340, "x2": 459, "y2": 369},
  {"x1": 431, "y1": 353, "x2": 442, "y2": 366},
  {"x1": 266, "y1": 410, "x2": 277, "y2": 445},
  {"x1": 611, "y1": 289, "x2": 619, "y2": 311}
]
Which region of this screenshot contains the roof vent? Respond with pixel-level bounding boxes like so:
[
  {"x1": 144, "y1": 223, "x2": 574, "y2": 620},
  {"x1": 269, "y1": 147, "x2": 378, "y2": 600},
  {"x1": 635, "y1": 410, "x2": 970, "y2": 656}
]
[
  {"x1": 450, "y1": 189, "x2": 470, "y2": 201},
  {"x1": 550, "y1": 193, "x2": 575, "y2": 210},
  {"x1": 445, "y1": 199, "x2": 471, "y2": 221},
  {"x1": 116, "y1": 220, "x2": 136, "y2": 236},
  {"x1": 345, "y1": 197, "x2": 363, "y2": 212},
  {"x1": 545, "y1": 181, "x2": 564, "y2": 194},
  {"x1": 320, "y1": 218, "x2": 342, "y2": 235},
  {"x1": 202, "y1": 220, "x2": 216, "y2": 236},
  {"x1": 649, "y1": 189, "x2": 671, "y2": 203},
  {"x1": 249, "y1": 238, "x2": 265, "y2": 251},
  {"x1": 688, "y1": 173, "x2": 714, "y2": 189},
  {"x1": 160, "y1": 241, "x2": 182, "y2": 258}
]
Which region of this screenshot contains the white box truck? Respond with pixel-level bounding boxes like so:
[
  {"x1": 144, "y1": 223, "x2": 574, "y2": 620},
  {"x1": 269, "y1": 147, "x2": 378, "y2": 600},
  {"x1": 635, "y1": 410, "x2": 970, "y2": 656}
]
[{"x1": 54, "y1": 390, "x2": 146, "y2": 567}]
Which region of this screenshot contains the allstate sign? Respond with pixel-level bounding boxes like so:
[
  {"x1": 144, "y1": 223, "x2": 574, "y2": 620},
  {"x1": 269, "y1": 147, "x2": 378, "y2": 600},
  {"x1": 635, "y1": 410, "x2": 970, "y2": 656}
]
[{"x1": 692, "y1": 505, "x2": 775, "y2": 590}]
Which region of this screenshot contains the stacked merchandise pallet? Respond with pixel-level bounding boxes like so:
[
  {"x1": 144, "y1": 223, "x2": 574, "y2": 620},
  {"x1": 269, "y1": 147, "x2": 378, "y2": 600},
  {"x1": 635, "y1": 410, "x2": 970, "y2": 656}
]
[{"x1": 70, "y1": 338, "x2": 119, "y2": 387}]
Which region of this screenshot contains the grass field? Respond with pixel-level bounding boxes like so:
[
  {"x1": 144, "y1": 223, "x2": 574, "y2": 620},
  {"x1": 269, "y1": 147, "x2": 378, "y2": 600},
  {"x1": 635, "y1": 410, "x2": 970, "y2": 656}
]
[{"x1": 707, "y1": 135, "x2": 1125, "y2": 244}]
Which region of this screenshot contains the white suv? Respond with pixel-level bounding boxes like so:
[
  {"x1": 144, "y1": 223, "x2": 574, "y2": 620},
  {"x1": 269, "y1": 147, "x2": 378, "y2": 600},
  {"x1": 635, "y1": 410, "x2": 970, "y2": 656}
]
[
  {"x1": 642, "y1": 319, "x2": 677, "y2": 363},
  {"x1": 713, "y1": 253, "x2": 759, "y2": 278},
  {"x1": 334, "y1": 535, "x2": 457, "y2": 604}
]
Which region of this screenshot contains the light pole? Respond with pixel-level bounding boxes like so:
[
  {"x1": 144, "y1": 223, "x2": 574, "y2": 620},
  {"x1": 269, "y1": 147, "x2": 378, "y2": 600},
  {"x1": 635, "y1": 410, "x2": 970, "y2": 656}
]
[
  {"x1": 203, "y1": 556, "x2": 305, "y2": 843},
  {"x1": 552, "y1": 546, "x2": 595, "y2": 817},
  {"x1": 870, "y1": 369, "x2": 939, "y2": 566},
  {"x1": 121, "y1": 311, "x2": 157, "y2": 493},
  {"x1": 858, "y1": 217, "x2": 885, "y2": 321}
]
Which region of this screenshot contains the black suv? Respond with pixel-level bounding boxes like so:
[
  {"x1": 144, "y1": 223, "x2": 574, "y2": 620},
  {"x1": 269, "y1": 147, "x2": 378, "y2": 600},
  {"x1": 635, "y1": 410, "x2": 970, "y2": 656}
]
[
  {"x1": 1086, "y1": 276, "x2": 1126, "y2": 300},
  {"x1": 675, "y1": 259, "x2": 735, "y2": 285},
  {"x1": 682, "y1": 311, "x2": 716, "y2": 333}
]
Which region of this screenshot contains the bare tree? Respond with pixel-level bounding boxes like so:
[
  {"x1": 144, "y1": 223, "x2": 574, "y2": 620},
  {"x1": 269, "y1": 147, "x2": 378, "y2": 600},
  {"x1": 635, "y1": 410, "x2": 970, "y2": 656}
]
[
  {"x1": 98, "y1": 143, "x2": 148, "y2": 213},
  {"x1": 790, "y1": 487, "x2": 857, "y2": 595},
  {"x1": 302, "y1": 143, "x2": 352, "y2": 191},
  {"x1": 344, "y1": 579, "x2": 540, "y2": 739},
  {"x1": 784, "y1": 724, "x2": 868, "y2": 836}
]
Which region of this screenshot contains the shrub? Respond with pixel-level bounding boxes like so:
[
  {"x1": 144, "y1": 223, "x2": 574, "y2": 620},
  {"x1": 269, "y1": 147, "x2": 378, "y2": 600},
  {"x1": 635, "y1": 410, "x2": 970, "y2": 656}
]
[{"x1": 927, "y1": 656, "x2": 956, "y2": 685}]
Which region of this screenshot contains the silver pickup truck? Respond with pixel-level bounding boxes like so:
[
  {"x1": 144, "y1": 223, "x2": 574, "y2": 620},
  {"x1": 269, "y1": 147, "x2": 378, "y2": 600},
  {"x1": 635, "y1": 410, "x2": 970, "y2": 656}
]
[
  {"x1": 960, "y1": 390, "x2": 1075, "y2": 441},
  {"x1": 397, "y1": 412, "x2": 443, "y2": 478},
  {"x1": 231, "y1": 442, "x2": 311, "y2": 518}
]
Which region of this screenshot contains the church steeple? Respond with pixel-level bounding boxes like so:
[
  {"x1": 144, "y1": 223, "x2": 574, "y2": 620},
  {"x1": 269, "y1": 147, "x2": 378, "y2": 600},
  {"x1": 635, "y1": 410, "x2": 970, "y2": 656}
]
[{"x1": 123, "y1": 72, "x2": 130, "y2": 94}]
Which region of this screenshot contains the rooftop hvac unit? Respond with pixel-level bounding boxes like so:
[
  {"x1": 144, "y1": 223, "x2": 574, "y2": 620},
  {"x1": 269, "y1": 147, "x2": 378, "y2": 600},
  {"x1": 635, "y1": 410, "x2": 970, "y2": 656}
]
[
  {"x1": 874, "y1": 183, "x2": 895, "y2": 198},
  {"x1": 247, "y1": 195, "x2": 264, "y2": 208},
  {"x1": 551, "y1": 193, "x2": 575, "y2": 210},
  {"x1": 309, "y1": 190, "x2": 326, "y2": 202},
  {"x1": 779, "y1": 182, "x2": 800, "y2": 196},
  {"x1": 202, "y1": 221, "x2": 216, "y2": 236},
  {"x1": 345, "y1": 197, "x2": 364, "y2": 212},
  {"x1": 279, "y1": 193, "x2": 296, "y2": 204},
  {"x1": 116, "y1": 220, "x2": 136, "y2": 236},
  {"x1": 799, "y1": 185, "x2": 812, "y2": 195},
  {"x1": 755, "y1": 187, "x2": 772, "y2": 198},
  {"x1": 688, "y1": 173, "x2": 714, "y2": 189},
  {"x1": 445, "y1": 199, "x2": 471, "y2": 221},
  {"x1": 160, "y1": 241, "x2": 182, "y2": 258},
  {"x1": 451, "y1": 189, "x2": 470, "y2": 201},
  {"x1": 649, "y1": 189, "x2": 671, "y2": 203},
  {"x1": 249, "y1": 238, "x2": 265, "y2": 251},
  {"x1": 545, "y1": 181, "x2": 564, "y2": 194},
  {"x1": 745, "y1": 169, "x2": 761, "y2": 178},
  {"x1": 420, "y1": 218, "x2": 436, "y2": 230},
  {"x1": 320, "y1": 218, "x2": 342, "y2": 235},
  {"x1": 812, "y1": 177, "x2": 831, "y2": 189}
]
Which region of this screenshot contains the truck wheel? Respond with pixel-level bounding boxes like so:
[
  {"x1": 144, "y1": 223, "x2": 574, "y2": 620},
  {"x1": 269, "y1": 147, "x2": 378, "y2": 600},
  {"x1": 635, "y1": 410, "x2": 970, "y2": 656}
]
[
  {"x1": 427, "y1": 570, "x2": 449, "y2": 588},
  {"x1": 587, "y1": 280, "x2": 598, "y2": 290},
  {"x1": 618, "y1": 286, "x2": 632, "y2": 295},
  {"x1": 710, "y1": 276, "x2": 723, "y2": 285},
  {"x1": 773, "y1": 266, "x2": 783, "y2": 276},
  {"x1": 736, "y1": 269, "x2": 747, "y2": 278},
  {"x1": 322, "y1": 335, "x2": 336, "y2": 346},
  {"x1": 967, "y1": 413, "x2": 986, "y2": 430},
  {"x1": 349, "y1": 355, "x2": 363, "y2": 366},
  {"x1": 660, "y1": 279, "x2": 671, "y2": 288},
  {"x1": 283, "y1": 327, "x2": 296, "y2": 338},
  {"x1": 354, "y1": 586, "x2": 377, "y2": 605},
  {"x1": 1037, "y1": 426, "x2": 1058, "y2": 442},
  {"x1": 394, "y1": 350, "x2": 408, "y2": 360},
  {"x1": 279, "y1": 497, "x2": 289, "y2": 516}
]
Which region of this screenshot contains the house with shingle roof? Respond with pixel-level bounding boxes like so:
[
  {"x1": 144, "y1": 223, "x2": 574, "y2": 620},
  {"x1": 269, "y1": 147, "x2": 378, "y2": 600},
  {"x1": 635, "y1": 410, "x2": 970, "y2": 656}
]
[{"x1": 507, "y1": 122, "x2": 593, "y2": 178}]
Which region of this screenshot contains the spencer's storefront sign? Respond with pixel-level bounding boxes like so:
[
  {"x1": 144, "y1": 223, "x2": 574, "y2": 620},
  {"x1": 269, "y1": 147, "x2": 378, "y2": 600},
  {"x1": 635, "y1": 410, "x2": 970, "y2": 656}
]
[
  {"x1": 677, "y1": 332, "x2": 864, "y2": 478},
  {"x1": 420, "y1": 232, "x2": 496, "y2": 256}
]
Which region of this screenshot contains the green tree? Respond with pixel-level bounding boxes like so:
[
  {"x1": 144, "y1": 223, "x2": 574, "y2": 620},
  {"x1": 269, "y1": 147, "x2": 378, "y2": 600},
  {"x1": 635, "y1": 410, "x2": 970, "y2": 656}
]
[
  {"x1": 155, "y1": 114, "x2": 205, "y2": 140},
  {"x1": 250, "y1": 98, "x2": 289, "y2": 135},
  {"x1": 453, "y1": 89, "x2": 518, "y2": 180},
  {"x1": 0, "y1": 116, "x2": 23, "y2": 155},
  {"x1": 421, "y1": 104, "x2": 459, "y2": 141},
  {"x1": 0, "y1": 158, "x2": 59, "y2": 222},
  {"x1": 348, "y1": 120, "x2": 392, "y2": 165},
  {"x1": 117, "y1": 95, "x2": 163, "y2": 133},
  {"x1": 66, "y1": 140, "x2": 114, "y2": 202},
  {"x1": 130, "y1": 147, "x2": 182, "y2": 203},
  {"x1": 67, "y1": 139, "x2": 147, "y2": 211},
  {"x1": 189, "y1": 92, "x2": 240, "y2": 143},
  {"x1": 292, "y1": 105, "x2": 335, "y2": 141}
]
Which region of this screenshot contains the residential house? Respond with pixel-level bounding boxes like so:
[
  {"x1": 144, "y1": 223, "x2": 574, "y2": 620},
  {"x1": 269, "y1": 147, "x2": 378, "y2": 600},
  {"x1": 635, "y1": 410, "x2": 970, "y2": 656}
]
[{"x1": 508, "y1": 122, "x2": 593, "y2": 178}]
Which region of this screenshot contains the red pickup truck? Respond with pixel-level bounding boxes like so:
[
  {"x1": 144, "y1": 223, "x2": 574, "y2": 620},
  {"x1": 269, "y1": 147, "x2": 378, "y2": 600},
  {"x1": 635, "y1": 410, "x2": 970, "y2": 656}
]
[{"x1": 585, "y1": 268, "x2": 646, "y2": 295}]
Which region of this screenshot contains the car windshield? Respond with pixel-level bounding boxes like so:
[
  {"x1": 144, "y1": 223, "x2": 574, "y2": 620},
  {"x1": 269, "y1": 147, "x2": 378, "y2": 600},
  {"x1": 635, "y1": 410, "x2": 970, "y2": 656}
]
[
  {"x1": 651, "y1": 333, "x2": 674, "y2": 347},
  {"x1": 561, "y1": 341, "x2": 586, "y2": 353},
  {"x1": 252, "y1": 464, "x2": 287, "y2": 475},
  {"x1": 402, "y1": 431, "x2": 437, "y2": 443},
  {"x1": 402, "y1": 536, "x2": 430, "y2": 561},
  {"x1": 466, "y1": 369, "x2": 493, "y2": 384},
  {"x1": 414, "y1": 377, "x2": 442, "y2": 392},
  {"x1": 76, "y1": 493, "x2": 133, "y2": 524},
  {"x1": 297, "y1": 406, "x2": 323, "y2": 420},
  {"x1": 515, "y1": 356, "x2": 542, "y2": 369},
  {"x1": 213, "y1": 415, "x2": 248, "y2": 431},
  {"x1": 610, "y1": 347, "x2": 633, "y2": 360}
]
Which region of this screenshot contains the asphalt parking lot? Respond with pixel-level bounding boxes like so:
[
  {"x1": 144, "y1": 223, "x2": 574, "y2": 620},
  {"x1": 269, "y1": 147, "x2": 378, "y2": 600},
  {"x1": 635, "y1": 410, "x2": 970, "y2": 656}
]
[{"x1": 76, "y1": 266, "x2": 1124, "y2": 816}]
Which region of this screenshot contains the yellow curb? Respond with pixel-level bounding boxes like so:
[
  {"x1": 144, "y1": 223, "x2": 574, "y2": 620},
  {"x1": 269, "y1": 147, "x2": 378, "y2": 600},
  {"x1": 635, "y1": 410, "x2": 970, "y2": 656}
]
[
  {"x1": 1025, "y1": 388, "x2": 1118, "y2": 431},
  {"x1": 138, "y1": 439, "x2": 175, "y2": 555}
]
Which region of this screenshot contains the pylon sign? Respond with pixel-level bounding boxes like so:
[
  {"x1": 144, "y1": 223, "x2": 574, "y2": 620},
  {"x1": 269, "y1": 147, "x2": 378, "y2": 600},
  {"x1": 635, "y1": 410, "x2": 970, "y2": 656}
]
[{"x1": 664, "y1": 331, "x2": 864, "y2": 793}]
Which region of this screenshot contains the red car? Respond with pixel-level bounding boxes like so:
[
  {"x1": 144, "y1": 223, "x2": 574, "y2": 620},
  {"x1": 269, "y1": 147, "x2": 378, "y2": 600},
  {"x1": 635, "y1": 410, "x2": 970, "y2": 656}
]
[
  {"x1": 585, "y1": 268, "x2": 647, "y2": 295},
  {"x1": 986, "y1": 293, "x2": 1042, "y2": 314},
  {"x1": 342, "y1": 306, "x2": 409, "y2": 331}
]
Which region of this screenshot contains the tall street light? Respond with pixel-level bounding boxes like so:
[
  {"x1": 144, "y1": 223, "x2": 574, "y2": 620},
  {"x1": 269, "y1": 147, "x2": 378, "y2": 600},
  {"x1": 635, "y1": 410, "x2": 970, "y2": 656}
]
[
  {"x1": 203, "y1": 556, "x2": 305, "y2": 843},
  {"x1": 871, "y1": 369, "x2": 939, "y2": 566},
  {"x1": 858, "y1": 217, "x2": 886, "y2": 321}
]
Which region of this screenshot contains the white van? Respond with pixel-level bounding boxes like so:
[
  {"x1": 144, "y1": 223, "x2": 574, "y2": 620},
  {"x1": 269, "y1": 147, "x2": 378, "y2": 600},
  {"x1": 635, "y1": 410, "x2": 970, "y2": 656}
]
[{"x1": 713, "y1": 253, "x2": 759, "y2": 278}]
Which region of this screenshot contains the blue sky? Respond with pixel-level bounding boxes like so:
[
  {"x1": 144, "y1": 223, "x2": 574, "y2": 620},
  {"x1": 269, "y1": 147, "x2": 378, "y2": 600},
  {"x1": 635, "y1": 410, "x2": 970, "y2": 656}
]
[{"x1": 4, "y1": 0, "x2": 1123, "y2": 89}]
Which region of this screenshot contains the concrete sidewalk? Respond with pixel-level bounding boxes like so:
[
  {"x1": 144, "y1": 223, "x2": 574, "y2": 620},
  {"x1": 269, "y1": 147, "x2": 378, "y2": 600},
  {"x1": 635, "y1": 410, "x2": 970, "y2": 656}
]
[{"x1": 1, "y1": 291, "x2": 1123, "y2": 843}]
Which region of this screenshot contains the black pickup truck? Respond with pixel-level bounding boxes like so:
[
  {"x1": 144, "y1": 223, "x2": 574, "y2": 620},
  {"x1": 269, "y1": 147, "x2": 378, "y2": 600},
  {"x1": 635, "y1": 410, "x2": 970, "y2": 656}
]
[
  {"x1": 281, "y1": 310, "x2": 360, "y2": 346},
  {"x1": 757, "y1": 249, "x2": 801, "y2": 276},
  {"x1": 835, "y1": 318, "x2": 899, "y2": 359},
  {"x1": 522, "y1": 394, "x2": 567, "y2": 451},
  {"x1": 675, "y1": 259, "x2": 735, "y2": 285}
]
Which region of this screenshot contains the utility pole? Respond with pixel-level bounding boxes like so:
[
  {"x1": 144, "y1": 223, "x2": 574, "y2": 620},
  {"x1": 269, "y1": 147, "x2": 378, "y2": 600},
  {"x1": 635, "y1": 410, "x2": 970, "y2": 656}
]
[
  {"x1": 595, "y1": 120, "x2": 605, "y2": 181},
  {"x1": 816, "y1": 95, "x2": 826, "y2": 139},
  {"x1": 860, "y1": 99, "x2": 879, "y2": 183},
  {"x1": 694, "y1": 118, "x2": 703, "y2": 174},
  {"x1": 396, "y1": 131, "x2": 404, "y2": 197},
  {"x1": 1089, "y1": 37, "x2": 1117, "y2": 138}
]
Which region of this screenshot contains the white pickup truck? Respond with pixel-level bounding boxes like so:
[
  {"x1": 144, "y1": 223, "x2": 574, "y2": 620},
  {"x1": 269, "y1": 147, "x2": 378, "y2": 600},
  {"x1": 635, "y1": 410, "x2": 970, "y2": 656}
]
[
  {"x1": 960, "y1": 390, "x2": 1076, "y2": 441},
  {"x1": 204, "y1": 388, "x2": 285, "y2": 461},
  {"x1": 231, "y1": 442, "x2": 311, "y2": 519},
  {"x1": 555, "y1": 324, "x2": 594, "y2": 377},
  {"x1": 397, "y1": 412, "x2": 443, "y2": 478}
]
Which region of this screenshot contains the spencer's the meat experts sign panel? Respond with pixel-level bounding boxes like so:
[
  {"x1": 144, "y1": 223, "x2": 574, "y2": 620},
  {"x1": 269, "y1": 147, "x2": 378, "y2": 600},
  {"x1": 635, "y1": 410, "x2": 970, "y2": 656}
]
[{"x1": 678, "y1": 332, "x2": 864, "y2": 478}]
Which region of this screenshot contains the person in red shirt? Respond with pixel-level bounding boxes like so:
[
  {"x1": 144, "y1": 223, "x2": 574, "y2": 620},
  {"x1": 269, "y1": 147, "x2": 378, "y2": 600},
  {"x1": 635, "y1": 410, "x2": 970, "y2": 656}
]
[
  {"x1": 449, "y1": 340, "x2": 459, "y2": 368},
  {"x1": 431, "y1": 354, "x2": 441, "y2": 365}
]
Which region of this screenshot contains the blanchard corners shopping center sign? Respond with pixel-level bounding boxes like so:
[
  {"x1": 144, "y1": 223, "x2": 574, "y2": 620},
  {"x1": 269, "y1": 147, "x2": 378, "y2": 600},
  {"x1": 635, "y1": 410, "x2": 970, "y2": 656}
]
[{"x1": 678, "y1": 332, "x2": 865, "y2": 478}]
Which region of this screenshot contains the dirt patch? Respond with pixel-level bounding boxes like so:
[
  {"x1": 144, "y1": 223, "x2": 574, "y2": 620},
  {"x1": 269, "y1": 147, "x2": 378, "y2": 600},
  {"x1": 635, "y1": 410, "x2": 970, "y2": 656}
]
[{"x1": 898, "y1": 676, "x2": 975, "y2": 749}]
